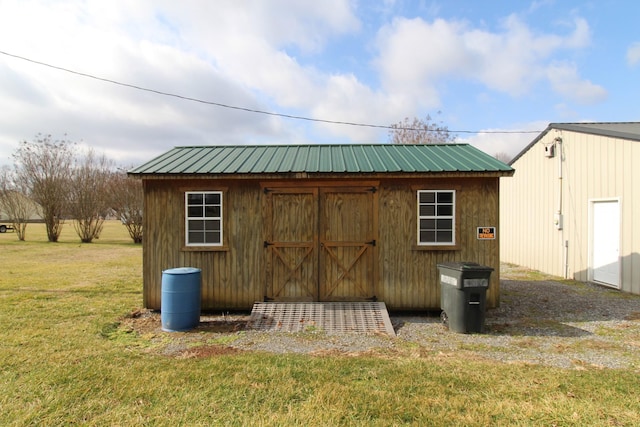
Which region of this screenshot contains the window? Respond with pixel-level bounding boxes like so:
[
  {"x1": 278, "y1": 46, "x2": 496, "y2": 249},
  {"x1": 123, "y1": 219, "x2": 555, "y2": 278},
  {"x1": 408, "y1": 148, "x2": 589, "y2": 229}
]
[
  {"x1": 185, "y1": 191, "x2": 222, "y2": 246},
  {"x1": 417, "y1": 190, "x2": 455, "y2": 246}
]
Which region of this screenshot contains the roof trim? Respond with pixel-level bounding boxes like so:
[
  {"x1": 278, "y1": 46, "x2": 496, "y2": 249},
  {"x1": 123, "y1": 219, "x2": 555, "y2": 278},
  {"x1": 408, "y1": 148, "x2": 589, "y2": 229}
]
[{"x1": 510, "y1": 122, "x2": 640, "y2": 165}]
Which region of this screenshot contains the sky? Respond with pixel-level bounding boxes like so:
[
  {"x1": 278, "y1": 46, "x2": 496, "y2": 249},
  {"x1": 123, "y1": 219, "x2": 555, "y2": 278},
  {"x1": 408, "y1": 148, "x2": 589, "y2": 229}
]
[{"x1": 0, "y1": 0, "x2": 639, "y2": 168}]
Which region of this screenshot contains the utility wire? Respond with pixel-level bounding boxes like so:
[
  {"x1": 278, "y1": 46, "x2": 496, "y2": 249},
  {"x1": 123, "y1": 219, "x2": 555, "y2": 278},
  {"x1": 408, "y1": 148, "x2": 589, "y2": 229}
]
[{"x1": 0, "y1": 50, "x2": 542, "y2": 134}]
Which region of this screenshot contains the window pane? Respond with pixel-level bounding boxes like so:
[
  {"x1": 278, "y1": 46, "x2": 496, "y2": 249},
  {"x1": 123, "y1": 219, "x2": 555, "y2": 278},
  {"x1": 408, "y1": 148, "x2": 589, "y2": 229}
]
[
  {"x1": 203, "y1": 219, "x2": 221, "y2": 232},
  {"x1": 189, "y1": 220, "x2": 204, "y2": 231},
  {"x1": 205, "y1": 231, "x2": 221, "y2": 244},
  {"x1": 188, "y1": 231, "x2": 204, "y2": 244},
  {"x1": 205, "y1": 205, "x2": 221, "y2": 218},
  {"x1": 420, "y1": 219, "x2": 436, "y2": 229},
  {"x1": 437, "y1": 219, "x2": 452, "y2": 229},
  {"x1": 188, "y1": 206, "x2": 203, "y2": 217},
  {"x1": 420, "y1": 230, "x2": 435, "y2": 242},
  {"x1": 419, "y1": 205, "x2": 435, "y2": 216},
  {"x1": 187, "y1": 193, "x2": 203, "y2": 204},
  {"x1": 205, "y1": 193, "x2": 221, "y2": 204},
  {"x1": 437, "y1": 205, "x2": 453, "y2": 216},
  {"x1": 437, "y1": 192, "x2": 453, "y2": 203},
  {"x1": 437, "y1": 231, "x2": 453, "y2": 242},
  {"x1": 419, "y1": 192, "x2": 435, "y2": 203}
]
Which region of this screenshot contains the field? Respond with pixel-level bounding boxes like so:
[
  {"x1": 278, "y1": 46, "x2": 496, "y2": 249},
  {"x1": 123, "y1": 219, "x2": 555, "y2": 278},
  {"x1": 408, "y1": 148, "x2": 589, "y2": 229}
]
[{"x1": 1, "y1": 221, "x2": 639, "y2": 426}]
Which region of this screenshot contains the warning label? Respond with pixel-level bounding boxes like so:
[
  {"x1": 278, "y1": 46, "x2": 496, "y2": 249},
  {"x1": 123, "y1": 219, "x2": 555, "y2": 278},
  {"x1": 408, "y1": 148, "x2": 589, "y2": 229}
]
[{"x1": 477, "y1": 227, "x2": 496, "y2": 240}]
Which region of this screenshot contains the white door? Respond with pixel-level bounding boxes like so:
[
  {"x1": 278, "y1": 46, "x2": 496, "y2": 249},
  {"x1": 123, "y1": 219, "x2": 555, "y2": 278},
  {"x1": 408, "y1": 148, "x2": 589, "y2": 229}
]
[{"x1": 591, "y1": 200, "x2": 620, "y2": 288}]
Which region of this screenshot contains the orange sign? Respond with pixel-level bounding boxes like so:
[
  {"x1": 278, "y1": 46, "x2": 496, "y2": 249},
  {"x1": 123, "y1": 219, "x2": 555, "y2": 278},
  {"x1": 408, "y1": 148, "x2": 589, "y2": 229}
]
[{"x1": 477, "y1": 227, "x2": 496, "y2": 239}]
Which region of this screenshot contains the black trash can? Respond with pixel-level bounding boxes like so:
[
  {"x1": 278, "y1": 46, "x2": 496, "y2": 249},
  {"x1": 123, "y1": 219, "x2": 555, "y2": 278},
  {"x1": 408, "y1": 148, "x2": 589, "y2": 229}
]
[
  {"x1": 437, "y1": 262, "x2": 493, "y2": 333},
  {"x1": 161, "y1": 267, "x2": 202, "y2": 332}
]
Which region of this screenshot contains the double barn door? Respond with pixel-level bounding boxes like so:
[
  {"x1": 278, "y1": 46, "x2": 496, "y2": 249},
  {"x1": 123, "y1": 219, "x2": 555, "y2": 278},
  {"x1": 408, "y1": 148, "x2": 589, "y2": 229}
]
[{"x1": 264, "y1": 186, "x2": 377, "y2": 301}]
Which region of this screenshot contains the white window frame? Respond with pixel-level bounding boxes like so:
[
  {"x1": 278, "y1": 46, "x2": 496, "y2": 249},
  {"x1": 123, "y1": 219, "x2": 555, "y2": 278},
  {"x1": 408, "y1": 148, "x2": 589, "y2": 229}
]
[
  {"x1": 185, "y1": 191, "x2": 223, "y2": 246},
  {"x1": 417, "y1": 190, "x2": 456, "y2": 246}
]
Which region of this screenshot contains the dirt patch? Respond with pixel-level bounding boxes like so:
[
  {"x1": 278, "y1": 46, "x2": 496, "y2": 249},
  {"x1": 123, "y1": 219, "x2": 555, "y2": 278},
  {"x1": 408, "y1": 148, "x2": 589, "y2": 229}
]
[
  {"x1": 120, "y1": 309, "x2": 249, "y2": 335},
  {"x1": 625, "y1": 312, "x2": 640, "y2": 321}
]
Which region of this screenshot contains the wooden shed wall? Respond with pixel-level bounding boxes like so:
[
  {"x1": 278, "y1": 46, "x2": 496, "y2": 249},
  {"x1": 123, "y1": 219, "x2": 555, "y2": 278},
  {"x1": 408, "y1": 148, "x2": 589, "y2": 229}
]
[
  {"x1": 143, "y1": 179, "x2": 265, "y2": 310},
  {"x1": 377, "y1": 177, "x2": 500, "y2": 309},
  {"x1": 142, "y1": 176, "x2": 501, "y2": 311}
]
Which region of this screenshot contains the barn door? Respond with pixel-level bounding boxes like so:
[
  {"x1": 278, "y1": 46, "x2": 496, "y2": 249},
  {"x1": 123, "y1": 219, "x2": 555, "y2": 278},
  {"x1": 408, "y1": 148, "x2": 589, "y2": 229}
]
[
  {"x1": 319, "y1": 187, "x2": 377, "y2": 301},
  {"x1": 265, "y1": 188, "x2": 318, "y2": 301}
]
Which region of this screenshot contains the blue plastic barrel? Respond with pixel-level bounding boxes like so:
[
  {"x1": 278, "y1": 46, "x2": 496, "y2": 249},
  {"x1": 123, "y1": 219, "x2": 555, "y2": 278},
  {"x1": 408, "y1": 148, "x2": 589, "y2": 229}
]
[{"x1": 161, "y1": 267, "x2": 202, "y2": 332}]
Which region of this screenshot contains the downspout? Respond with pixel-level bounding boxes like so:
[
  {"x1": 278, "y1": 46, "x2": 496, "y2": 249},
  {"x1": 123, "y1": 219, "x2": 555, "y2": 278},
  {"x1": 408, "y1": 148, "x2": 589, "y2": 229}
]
[{"x1": 554, "y1": 136, "x2": 568, "y2": 279}]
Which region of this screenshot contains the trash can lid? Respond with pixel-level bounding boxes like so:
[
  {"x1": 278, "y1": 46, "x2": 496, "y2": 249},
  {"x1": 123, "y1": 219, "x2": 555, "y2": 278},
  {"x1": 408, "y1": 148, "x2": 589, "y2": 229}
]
[
  {"x1": 163, "y1": 267, "x2": 202, "y2": 275},
  {"x1": 436, "y1": 262, "x2": 494, "y2": 272}
]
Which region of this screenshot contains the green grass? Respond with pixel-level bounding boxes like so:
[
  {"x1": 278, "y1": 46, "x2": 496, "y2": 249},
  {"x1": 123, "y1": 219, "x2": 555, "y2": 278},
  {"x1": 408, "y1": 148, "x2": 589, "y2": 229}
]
[{"x1": 1, "y1": 222, "x2": 640, "y2": 426}]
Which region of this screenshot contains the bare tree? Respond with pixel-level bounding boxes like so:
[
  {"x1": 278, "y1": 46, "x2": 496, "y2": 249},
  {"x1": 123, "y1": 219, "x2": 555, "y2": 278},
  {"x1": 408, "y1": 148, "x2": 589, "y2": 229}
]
[
  {"x1": 110, "y1": 169, "x2": 143, "y2": 244},
  {"x1": 494, "y1": 152, "x2": 512, "y2": 164},
  {"x1": 389, "y1": 114, "x2": 455, "y2": 145},
  {"x1": 68, "y1": 149, "x2": 114, "y2": 243},
  {"x1": 0, "y1": 166, "x2": 39, "y2": 240},
  {"x1": 13, "y1": 134, "x2": 74, "y2": 242}
]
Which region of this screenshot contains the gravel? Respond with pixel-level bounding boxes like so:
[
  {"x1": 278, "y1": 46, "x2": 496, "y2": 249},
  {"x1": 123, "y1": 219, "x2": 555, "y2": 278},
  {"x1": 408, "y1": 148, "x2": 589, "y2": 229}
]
[{"x1": 124, "y1": 265, "x2": 640, "y2": 369}]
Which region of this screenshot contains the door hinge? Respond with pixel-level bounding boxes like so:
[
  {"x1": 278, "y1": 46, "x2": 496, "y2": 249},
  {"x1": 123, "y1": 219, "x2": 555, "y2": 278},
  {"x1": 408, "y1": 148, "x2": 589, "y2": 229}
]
[
  {"x1": 366, "y1": 240, "x2": 376, "y2": 246},
  {"x1": 264, "y1": 241, "x2": 273, "y2": 247}
]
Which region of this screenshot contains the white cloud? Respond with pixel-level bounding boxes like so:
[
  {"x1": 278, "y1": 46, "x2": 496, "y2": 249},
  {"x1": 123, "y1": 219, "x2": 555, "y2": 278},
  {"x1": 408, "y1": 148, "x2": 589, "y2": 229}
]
[
  {"x1": 373, "y1": 14, "x2": 595, "y2": 101},
  {"x1": 457, "y1": 121, "x2": 548, "y2": 160},
  {"x1": 546, "y1": 62, "x2": 607, "y2": 105},
  {"x1": 374, "y1": 17, "x2": 470, "y2": 104},
  {"x1": 0, "y1": 0, "x2": 361, "y2": 164},
  {"x1": 627, "y1": 42, "x2": 640, "y2": 66},
  {"x1": 310, "y1": 74, "x2": 391, "y2": 142}
]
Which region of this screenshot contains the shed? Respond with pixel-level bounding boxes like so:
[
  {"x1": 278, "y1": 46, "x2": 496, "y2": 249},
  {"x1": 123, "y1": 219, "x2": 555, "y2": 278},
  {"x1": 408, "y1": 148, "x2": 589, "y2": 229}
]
[
  {"x1": 129, "y1": 143, "x2": 513, "y2": 311},
  {"x1": 500, "y1": 122, "x2": 640, "y2": 295}
]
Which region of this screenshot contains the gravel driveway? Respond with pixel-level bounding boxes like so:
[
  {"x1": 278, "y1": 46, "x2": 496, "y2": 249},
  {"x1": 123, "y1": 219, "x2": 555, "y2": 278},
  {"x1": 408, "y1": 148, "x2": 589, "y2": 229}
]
[{"x1": 126, "y1": 264, "x2": 640, "y2": 369}]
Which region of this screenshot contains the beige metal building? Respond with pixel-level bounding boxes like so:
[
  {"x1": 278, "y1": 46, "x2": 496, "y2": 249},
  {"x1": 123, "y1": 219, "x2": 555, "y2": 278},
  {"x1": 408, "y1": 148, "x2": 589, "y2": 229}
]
[{"x1": 500, "y1": 122, "x2": 640, "y2": 295}]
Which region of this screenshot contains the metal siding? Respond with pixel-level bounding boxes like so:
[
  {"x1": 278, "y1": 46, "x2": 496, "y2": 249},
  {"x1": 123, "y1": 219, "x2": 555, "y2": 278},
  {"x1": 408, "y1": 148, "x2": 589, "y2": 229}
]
[
  {"x1": 237, "y1": 147, "x2": 266, "y2": 173},
  {"x1": 305, "y1": 146, "x2": 321, "y2": 172},
  {"x1": 628, "y1": 141, "x2": 640, "y2": 294},
  {"x1": 401, "y1": 145, "x2": 442, "y2": 171},
  {"x1": 360, "y1": 145, "x2": 389, "y2": 171},
  {"x1": 369, "y1": 145, "x2": 403, "y2": 172},
  {"x1": 341, "y1": 145, "x2": 359, "y2": 172},
  {"x1": 501, "y1": 129, "x2": 640, "y2": 295},
  {"x1": 351, "y1": 145, "x2": 374, "y2": 172},
  {"x1": 500, "y1": 131, "x2": 563, "y2": 276},
  {"x1": 293, "y1": 146, "x2": 311, "y2": 171},
  {"x1": 263, "y1": 146, "x2": 285, "y2": 173},
  {"x1": 433, "y1": 145, "x2": 467, "y2": 171},
  {"x1": 331, "y1": 147, "x2": 346, "y2": 172},
  {"x1": 207, "y1": 147, "x2": 233, "y2": 172},
  {"x1": 252, "y1": 146, "x2": 277, "y2": 172},
  {"x1": 389, "y1": 146, "x2": 418, "y2": 172}
]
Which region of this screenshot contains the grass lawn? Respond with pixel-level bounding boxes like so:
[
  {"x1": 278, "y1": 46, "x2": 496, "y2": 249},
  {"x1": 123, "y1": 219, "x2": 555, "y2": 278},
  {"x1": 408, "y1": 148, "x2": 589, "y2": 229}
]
[{"x1": 1, "y1": 221, "x2": 639, "y2": 426}]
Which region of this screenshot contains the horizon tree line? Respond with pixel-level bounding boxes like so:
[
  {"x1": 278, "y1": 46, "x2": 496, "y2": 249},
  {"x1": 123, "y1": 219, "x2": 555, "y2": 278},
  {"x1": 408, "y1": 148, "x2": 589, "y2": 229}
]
[{"x1": 0, "y1": 134, "x2": 143, "y2": 243}]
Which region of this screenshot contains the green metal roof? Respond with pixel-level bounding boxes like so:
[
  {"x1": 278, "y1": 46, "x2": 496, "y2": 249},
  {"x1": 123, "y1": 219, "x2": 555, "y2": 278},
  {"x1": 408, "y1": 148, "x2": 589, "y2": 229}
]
[{"x1": 129, "y1": 144, "x2": 513, "y2": 175}]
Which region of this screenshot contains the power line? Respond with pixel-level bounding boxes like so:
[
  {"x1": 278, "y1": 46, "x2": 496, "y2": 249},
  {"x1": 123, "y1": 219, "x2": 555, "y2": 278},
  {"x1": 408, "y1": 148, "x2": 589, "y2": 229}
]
[{"x1": 0, "y1": 50, "x2": 542, "y2": 135}]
